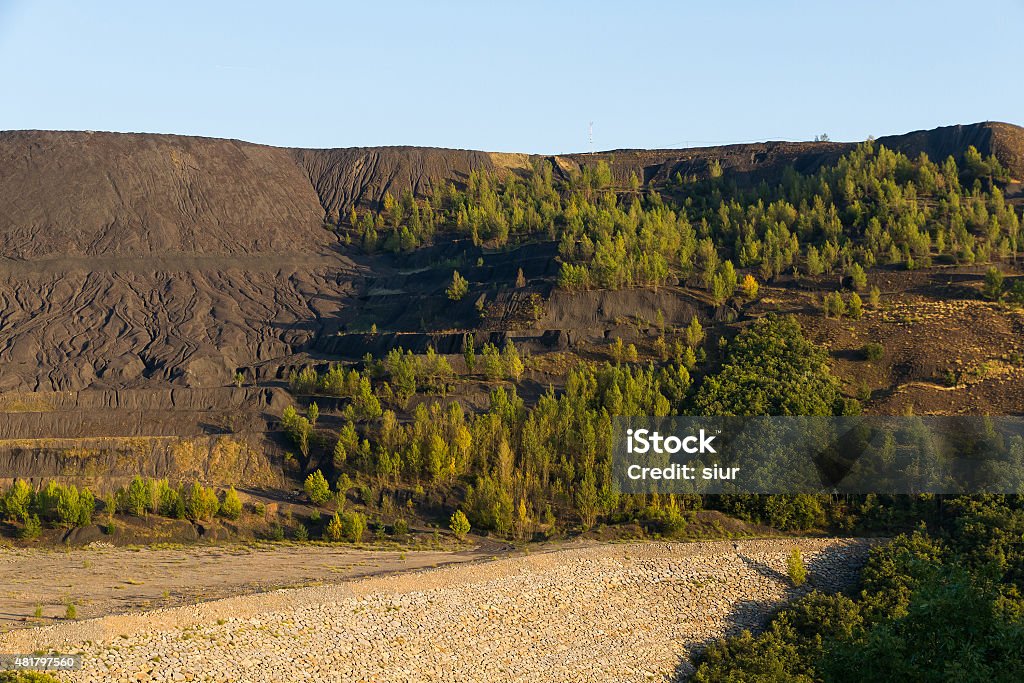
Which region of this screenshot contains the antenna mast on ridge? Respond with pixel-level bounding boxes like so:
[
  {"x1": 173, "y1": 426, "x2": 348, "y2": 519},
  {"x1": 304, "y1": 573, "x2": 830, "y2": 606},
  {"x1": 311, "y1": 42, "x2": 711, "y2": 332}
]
[{"x1": 588, "y1": 121, "x2": 594, "y2": 154}]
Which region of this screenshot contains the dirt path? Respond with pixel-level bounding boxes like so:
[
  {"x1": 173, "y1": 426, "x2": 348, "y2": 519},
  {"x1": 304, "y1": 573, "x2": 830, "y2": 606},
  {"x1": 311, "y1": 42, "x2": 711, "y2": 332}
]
[{"x1": 0, "y1": 541, "x2": 501, "y2": 628}]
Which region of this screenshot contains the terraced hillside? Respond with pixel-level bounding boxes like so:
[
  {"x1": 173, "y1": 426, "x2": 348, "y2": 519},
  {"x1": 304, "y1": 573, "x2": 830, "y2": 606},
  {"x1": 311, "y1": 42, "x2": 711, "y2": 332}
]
[{"x1": 0, "y1": 121, "x2": 1022, "y2": 500}]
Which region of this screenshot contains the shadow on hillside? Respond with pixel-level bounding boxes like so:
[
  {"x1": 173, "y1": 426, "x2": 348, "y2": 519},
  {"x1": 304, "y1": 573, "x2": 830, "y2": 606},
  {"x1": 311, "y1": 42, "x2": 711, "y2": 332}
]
[{"x1": 669, "y1": 543, "x2": 865, "y2": 681}]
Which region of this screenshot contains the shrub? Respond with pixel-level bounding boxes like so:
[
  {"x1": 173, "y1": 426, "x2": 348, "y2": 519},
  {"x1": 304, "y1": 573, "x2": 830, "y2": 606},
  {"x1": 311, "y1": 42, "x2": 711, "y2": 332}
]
[
  {"x1": 294, "y1": 523, "x2": 309, "y2": 541},
  {"x1": 55, "y1": 485, "x2": 93, "y2": 528},
  {"x1": 868, "y1": 285, "x2": 881, "y2": 307},
  {"x1": 787, "y1": 548, "x2": 807, "y2": 587},
  {"x1": 281, "y1": 405, "x2": 312, "y2": 456},
  {"x1": 64, "y1": 602, "x2": 77, "y2": 620},
  {"x1": 449, "y1": 509, "x2": 471, "y2": 540},
  {"x1": 19, "y1": 513, "x2": 42, "y2": 540},
  {"x1": 862, "y1": 342, "x2": 885, "y2": 361},
  {"x1": 304, "y1": 470, "x2": 331, "y2": 505},
  {"x1": 393, "y1": 517, "x2": 409, "y2": 536},
  {"x1": 220, "y1": 487, "x2": 242, "y2": 520},
  {"x1": 0, "y1": 672, "x2": 63, "y2": 683}
]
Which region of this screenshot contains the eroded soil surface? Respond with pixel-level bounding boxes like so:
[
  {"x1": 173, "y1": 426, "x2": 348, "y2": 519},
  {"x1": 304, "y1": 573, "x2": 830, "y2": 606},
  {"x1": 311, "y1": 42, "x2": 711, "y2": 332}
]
[{"x1": 0, "y1": 540, "x2": 503, "y2": 628}]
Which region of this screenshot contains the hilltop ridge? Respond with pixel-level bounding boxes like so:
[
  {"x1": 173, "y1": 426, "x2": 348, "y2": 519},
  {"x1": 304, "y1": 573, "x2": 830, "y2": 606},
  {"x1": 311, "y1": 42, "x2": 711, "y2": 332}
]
[{"x1": 1, "y1": 121, "x2": 1021, "y2": 258}]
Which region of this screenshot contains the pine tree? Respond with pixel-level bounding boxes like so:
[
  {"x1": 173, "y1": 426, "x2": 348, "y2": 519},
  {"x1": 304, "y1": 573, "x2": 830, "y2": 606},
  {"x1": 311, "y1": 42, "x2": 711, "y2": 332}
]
[{"x1": 449, "y1": 509, "x2": 471, "y2": 540}]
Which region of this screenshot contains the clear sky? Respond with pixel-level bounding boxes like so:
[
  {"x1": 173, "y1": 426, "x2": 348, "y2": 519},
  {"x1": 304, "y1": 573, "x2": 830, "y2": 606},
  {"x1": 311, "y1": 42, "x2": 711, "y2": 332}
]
[{"x1": 1, "y1": 1, "x2": 1022, "y2": 153}]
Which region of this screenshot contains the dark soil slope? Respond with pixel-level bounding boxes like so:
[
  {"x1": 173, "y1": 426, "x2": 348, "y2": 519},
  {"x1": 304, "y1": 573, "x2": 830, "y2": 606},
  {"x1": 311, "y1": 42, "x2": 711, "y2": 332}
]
[
  {"x1": 293, "y1": 147, "x2": 533, "y2": 222},
  {"x1": 0, "y1": 131, "x2": 330, "y2": 258}
]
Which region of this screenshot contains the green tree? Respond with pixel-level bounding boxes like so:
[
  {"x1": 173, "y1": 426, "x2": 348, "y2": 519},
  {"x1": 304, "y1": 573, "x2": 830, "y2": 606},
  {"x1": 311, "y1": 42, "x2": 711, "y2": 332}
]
[
  {"x1": 983, "y1": 266, "x2": 1005, "y2": 300},
  {"x1": 183, "y1": 482, "x2": 219, "y2": 521},
  {"x1": 463, "y1": 333, "x2": 476, "y2": 372},
  {"x1": 503, "y1": 341, "x2": 524, "y2": 381},
  {"x1": 449, "y1": 509, "x2": 471, "y2": 540},
  {"x1": 846, "y1": 263, "x2": 868, "y2": 290},
  {"x1": 341, "y1": 510, "x2": 366, "y2": 542},
  {"x1": 741, "y1": 273, "x2": 759, "y2": 299},
  {"x1": 121, "y1": 476, "x2": 152, "y2": 517},
  {"x1": 823, "y1": 291, "x2": 846, "y2": 318},
  {"x1": 325, "y1": 513, "x2": 344, "y2": 542},
  {"x1": 868, "y1": 285, "x2": 881, "y2": 308},
  {"x1": 304, "y1": 470, "x2": 331, "y2": 505},
  {"x1": 447, "y1": 270, "x2": 470, "y2": 301},
  {"x1": 787, "y1": 548, "x2": 807, "y2": 587},
  {"x1": 4, "y1": 479, "x2": 32, "y2": 521},
  {"x1": 694, "y1": 314, "x2": 841, "y2": 416},
  {"x1": 848, "y1": 292, "x2": 863, "y2": 319},
  {"x1": 220, "y1": 487, "x2": 242, "y2": 520}
]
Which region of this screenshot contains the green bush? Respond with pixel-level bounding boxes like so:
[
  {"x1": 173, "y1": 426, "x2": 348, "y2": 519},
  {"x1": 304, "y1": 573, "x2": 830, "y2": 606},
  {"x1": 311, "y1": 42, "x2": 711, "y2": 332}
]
[
  {"x1": 55, "y1": 484, "x2": 94, "y2": 528},
  {"x1": 862, "y1": 342, "x2": 884, "y2": 361},
  {"x1": 0, "y1": 671, "x2": 63, "y2": 683},
  {"x1": 156, "y1": 479, "x2": 184, "y2": 518},
  {"x1": 18, "y1": 513, "x2": 42, "y2": 540}
]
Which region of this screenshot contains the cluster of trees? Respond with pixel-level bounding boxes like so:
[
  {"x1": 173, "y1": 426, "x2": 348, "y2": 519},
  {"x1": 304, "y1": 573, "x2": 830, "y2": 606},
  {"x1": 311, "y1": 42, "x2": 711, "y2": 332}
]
[
  {"x1": 112, "y1": 477, "x2": 237, "y2": 522},
  {"x1": 284, "y1": 315, "x2": 857, "y2": 535},
  {"x1": 343, "y1": 145, "x2": 1021, "y2": 301},
  {"x1": 1, "y1": 480, "x2": 94, "y2": 537},
  {"x1": 694, "y1": 314, "x2": 852, "y2": 416},
  {"x1": 693, "y1": 496, "x2": 1024, "y2": 681},
  {"x1": 983, "y1": 266, "x2": 1024, "y2": 302},
  {"x1": 1, "y1": 477, "x2": 243, "y2": 538}
]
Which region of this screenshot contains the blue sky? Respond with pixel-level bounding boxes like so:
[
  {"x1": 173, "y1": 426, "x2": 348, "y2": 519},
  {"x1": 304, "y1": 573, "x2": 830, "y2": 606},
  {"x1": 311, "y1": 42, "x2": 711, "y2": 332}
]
[{"x1": 1, "y1": 1, "x2": 1022, "y2": 153}]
